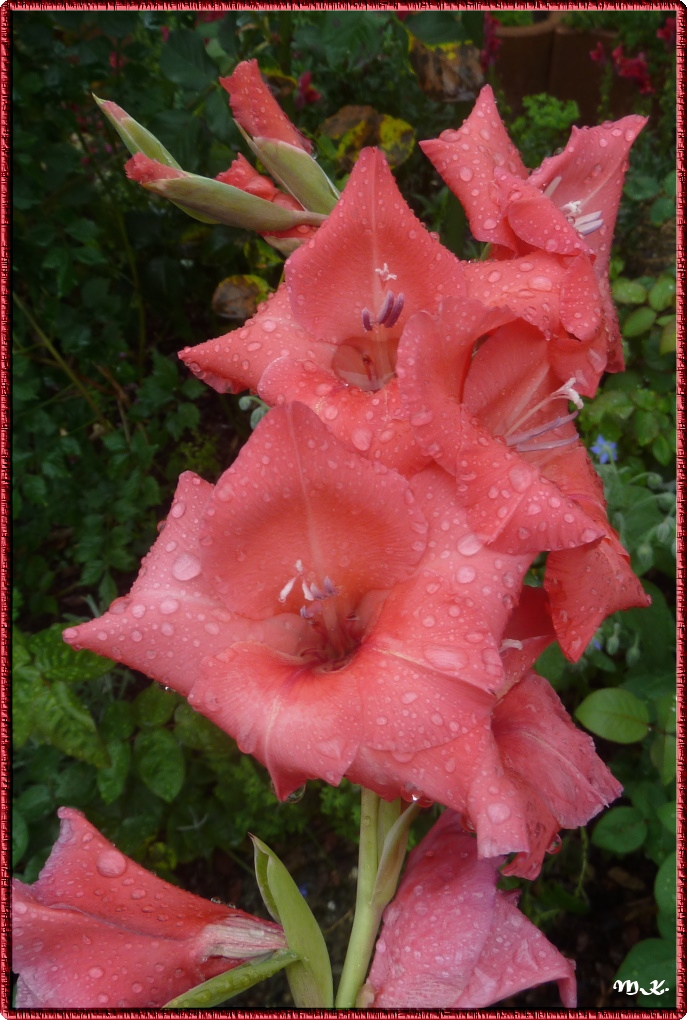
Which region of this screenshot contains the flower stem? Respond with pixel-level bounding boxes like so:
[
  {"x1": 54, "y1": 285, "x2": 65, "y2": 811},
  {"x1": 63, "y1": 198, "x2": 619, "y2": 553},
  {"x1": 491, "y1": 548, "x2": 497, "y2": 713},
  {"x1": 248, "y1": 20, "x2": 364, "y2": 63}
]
[{"x1": 334, "y1": 788, "x2": 382, "y2": 1008}]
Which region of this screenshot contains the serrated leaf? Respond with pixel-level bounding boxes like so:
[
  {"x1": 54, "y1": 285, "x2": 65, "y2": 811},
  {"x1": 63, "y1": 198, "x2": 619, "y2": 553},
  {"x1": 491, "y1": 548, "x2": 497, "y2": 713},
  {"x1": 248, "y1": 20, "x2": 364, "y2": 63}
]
[
  {"x1": 35, "y1": 681, "x2": 110, "y2": 767},
  {"x1": 100, "y1": 700, "x2": 136, "y2": 742},
  {"x1": 253, "y1": 836, "x2": 333, "y2": 1007},
  {"x1": 575, "y1": 688, "x2": 649, "y2": 743},
  {"x1": 133, "y1": 729, "x2": 185, "y2": 802},
  {"x1": 591, "y1": 806, "x2": 647, "y2": 854},
  {"x1": 165, "y1": 950, "x2": 299, "y2": 1008},
  {"x1": 29, "y1": 623, "x2": 113, "y2": 683},
  {"x1": 12, "y1": 664, "x2": 43, "y2": 746}
]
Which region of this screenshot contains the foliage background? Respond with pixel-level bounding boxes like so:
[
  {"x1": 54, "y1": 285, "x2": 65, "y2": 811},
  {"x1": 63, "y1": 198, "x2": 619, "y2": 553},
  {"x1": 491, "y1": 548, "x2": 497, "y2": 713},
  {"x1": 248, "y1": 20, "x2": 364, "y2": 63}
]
[{"x1": 11, "y1": 8, "x2": 677, "y2": 1008}]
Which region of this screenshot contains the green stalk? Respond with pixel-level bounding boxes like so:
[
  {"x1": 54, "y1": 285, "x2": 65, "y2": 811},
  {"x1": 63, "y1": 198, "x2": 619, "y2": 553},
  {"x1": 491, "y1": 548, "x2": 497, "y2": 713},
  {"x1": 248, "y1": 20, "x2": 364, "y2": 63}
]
[{"x1": 334, "y1": 789, "x2": 383, "y2": 1009}]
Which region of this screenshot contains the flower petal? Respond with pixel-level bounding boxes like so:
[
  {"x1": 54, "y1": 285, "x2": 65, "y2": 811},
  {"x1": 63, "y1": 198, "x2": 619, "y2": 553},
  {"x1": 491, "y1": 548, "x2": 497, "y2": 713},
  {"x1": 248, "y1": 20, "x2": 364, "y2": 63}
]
[
  {"x1": 420, "y1": 85, "x2": 527, "y2": 250},
  {"x1": 62, "y1": 473, "x2": 252, "y2": 696},
  {"x1": 285, "y1": 147, "x2": 466, "y2": 343},
  {"x1": 180, "y1": 284, "x2": 327, "y2": 395},
  {"x1": 368, "y1": 812, "x2": 576, "y2": 1008},
  {"x1": 191, "y1": 642, "x2": 362, "y2": 797},
  {"x1": 12, "y1": 809, "x2": 285, "y2": 1009},
  {"x1": 259, "y1": 359, "x2": 430, "y2": 476},
  {"x1": 528, "y1": 115, "x2": 647, "y2": 274},
  {"x1": 220, "y1": 59, "x2": 312, "y2": 153},
  {"x1": 200, "y1": 402, "x2": 427, "y2": 619},
  {"x1": 494, "y1": 673, "x2": 622, "y2": 828}
]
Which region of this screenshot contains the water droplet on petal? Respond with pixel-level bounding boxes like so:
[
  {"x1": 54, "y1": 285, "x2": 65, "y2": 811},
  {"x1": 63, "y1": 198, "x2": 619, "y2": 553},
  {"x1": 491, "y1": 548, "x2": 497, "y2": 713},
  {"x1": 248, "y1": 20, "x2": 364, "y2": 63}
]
[
  {"x1": 172, "y1": 554, "x2": 202, "y2": 581},
  {"x1": 96, "y1": 849, "x2": 127, "y2": 878}
]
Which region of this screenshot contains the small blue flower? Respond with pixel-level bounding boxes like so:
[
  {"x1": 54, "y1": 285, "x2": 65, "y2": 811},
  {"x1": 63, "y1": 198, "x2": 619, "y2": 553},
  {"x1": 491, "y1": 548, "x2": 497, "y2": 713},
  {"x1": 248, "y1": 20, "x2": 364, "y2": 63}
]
[{"x1": 590, "y1": 434, "x2": 618, "y2": 464}]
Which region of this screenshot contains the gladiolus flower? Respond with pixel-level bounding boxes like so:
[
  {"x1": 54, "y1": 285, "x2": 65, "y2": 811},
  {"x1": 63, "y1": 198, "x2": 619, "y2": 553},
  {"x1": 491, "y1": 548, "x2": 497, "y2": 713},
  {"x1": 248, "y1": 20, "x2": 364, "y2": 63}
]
[
  {"x1": 365, "y1": 812, "x2": 577, "y2": 1007},
  {"x1": 12, "y1": 808, "x2": 286, "y2": 1008},
  {"x1": 181, "y1": 147, "x2": 467, "y2": 475},
  {"x1": 421, "y1": 86, "x2": 646, "y2": 382},
  {"x1": 295, "y1": 71, "x2": 322, "y2": 109}
]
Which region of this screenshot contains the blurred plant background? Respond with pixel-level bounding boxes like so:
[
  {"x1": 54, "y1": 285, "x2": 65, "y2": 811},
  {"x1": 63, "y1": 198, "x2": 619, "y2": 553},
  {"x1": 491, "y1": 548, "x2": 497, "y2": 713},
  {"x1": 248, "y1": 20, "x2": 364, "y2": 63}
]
[{"x1": 11, "y1": 8, "x2": 677, "y2": 1009}]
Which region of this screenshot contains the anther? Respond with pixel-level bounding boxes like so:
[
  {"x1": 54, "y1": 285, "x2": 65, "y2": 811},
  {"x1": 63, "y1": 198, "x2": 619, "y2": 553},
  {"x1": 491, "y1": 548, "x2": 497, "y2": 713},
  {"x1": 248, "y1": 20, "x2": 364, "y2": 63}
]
[
  {"x1": 376, "y1": 291, "x2": 394, "y2": 326},
  {"x1": 385, "y1": 292, "x2": 405, "y2": 328},
  {"x1": 361, "y1": 308, "x2": 373, "y2": 332}
]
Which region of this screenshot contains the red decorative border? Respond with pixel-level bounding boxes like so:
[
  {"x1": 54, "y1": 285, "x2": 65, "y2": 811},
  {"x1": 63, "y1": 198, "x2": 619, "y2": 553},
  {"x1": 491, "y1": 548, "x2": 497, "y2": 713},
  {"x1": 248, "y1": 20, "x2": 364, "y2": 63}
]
[{"x1": 0, "y1": 2, "x2": 682, "y2": 1018}]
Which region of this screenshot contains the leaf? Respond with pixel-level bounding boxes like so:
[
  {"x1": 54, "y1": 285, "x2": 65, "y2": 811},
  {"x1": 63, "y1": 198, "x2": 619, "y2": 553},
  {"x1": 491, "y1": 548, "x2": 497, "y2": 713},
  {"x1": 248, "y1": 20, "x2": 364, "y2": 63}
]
[
  {"x1": 100, "y1": 700, "x2": 136, "y2": 742},
  {"x1": 611, "y1": 278, "x2": 647, "y2": 304},
  {"x1": 654, "y1": 852, "x2": 675, "y2": 916},
  {"x1": 656, "y1": 801, "x2": 676, "y2": 835},
  {"x1": 96, "y1": 739, "x2": 131, "y2": 804},
  {"x1": 35, "y1": 681, "x2": 111, "y2": 768},
  {"x1": 404, "y1": 11, "x2": 465, "y2": 44},
  {"x1": 575, "y1": 688, "x2": 649, "y2": 743},
  {"x1": 133, "y1": 729, "x2": 185, "y2": 802},
  {"x1": 159, "y1": 29, "x2": 219, "y2": 91},
  {"x1": 650, "y1": 733, "x2": 676, "y2": 784},
  {"x1": 29, "y1": 623, "x2": 113, "y2": 683},
  {"x1": 133, "y1": 683, "x2": 180, "y2": 728},
  {"x1": 591, "y1": 806, "x2": 647, "y2": 854},
  {"x1": 253, "y1": 836, "x2": 333, "y2": 1007},
  {"x1": 13, "y1": 808, "x2": 29, "y2": 867},
  {"x1": 164, "y1": 950, "x2": 299, "y2": 1008},
  {"x1": 615, "y1": 939, "x2": 675, "y2": 1007},
  {"x1": 622, "y1": 306, "x2": 657, "y2": 338}
]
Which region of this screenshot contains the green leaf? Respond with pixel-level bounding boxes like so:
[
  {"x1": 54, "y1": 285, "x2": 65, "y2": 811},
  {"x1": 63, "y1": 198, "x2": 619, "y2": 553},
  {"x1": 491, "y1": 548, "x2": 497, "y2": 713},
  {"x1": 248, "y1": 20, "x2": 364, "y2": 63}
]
[
  {"x1": 97, "y1": 739, "x2": 131, "y2": 804},
  {"x1": 611, "y1": 277, "x2": 647, "y2": 304},
  {"x1": 649, "y1": 195, "x2": 674, "y2": 226},
  {"x1": 29, "y1": 623, "x2": 113, "y2": 683},
  {"x1": 622, "y1": 305, "x2": 657, "y2": 338},
  {"x1": 13, "y1": 808, "x2": 29, "y2": 867},
  {"x1": 615, "y1": 939, "x2": 675, "y2": 1006},
  {"x1": 591, "y1": 806, "x2": 647, "y2": 854},
  {"x1": 165, "y1": 950, "x2": 299, "y2": 1008},
  {"x1": 253, "y1": 836, "x2": 333, "y2": 1007},
  {"x1": 133, "y1": 729, "x2": 185, "y2": 802},
  {"x1": 159, "y1": 29, "x2": 220, "y2": 91},
  {"x1": 133, "y1": 683, "x2": 180, "y2": 729},
  {"x1": 650, "y1": 733, "x2": 676, "y2": 784},
  {"x1": 659, "y1": 317, "x2": 676, "y2": 355},
  {"x1": 100, "y1": 700, "x2": 136, "y2": 742},
  {"x1": 35, "y1": 681, "x2": 111, "y2": 768},
  {"x1": 648, "y1": 275, "x2": 676, "y2": 312},
  {"x1": 15, "y1": 784, "x2": 53, "y2": 824},
  {"x1": 656, "y1": 801, "x2": 676, "y2": 835},
  {"x1": 404, "y1": 11, "x2": 464, "y2": 44},
  {"x1": 654, "y1": 852, "x2": 675, "y2": 916},
  {"x1": 624, "y1": 173, "x2": 660, "y2": 201},
  {"x1": 575, "y1": 688, "x2": 649, "y2": 743}
]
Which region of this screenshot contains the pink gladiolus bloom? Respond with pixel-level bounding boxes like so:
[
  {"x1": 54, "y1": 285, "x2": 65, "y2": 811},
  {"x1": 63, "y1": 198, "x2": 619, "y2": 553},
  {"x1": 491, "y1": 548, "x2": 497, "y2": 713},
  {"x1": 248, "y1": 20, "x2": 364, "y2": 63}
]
[
  {"x1": 398, "y1": 304, "x2": 649, "y2": 657},
  {"x1": 421, "y1": 86, "x2": 646, "y2": 380},
  {"x1": 12, "y1": 808, "x2": 286, "y2": 1008},
  {"x1": 180, "y1": 147, "x2": 466, "y2": 475},
  {"x1": 366, "y1": 811, "x2": 577, "y2": 1007},
  {"x1": 126, "y1": 150, "x2": 187, "y2": 185},
  {"x1": 221, "y1": 58, "x2": 313, "y2": 154},
  {"x1": 216, "y1": 153, "x2": 318, "y2": 246}
]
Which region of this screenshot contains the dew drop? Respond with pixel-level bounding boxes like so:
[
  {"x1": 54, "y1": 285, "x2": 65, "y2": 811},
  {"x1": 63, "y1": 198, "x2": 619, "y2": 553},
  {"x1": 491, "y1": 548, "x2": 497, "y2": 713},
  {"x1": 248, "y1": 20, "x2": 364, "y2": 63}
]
[
  {"x1": 89, "y1": 966, "x2": 104, "y2": 979},
  {"x1": 159, "y1": 598, "x2": 180, "y2": 615},
  {"x1": 170, "y1": 501, "x2": 186, "y2": 519},
  {"x1": 172, "y1": 553, "x2": 202, "y2": 581},
  {"x1": 96, "y1": 849, "x2": 127, "y2": 878}
]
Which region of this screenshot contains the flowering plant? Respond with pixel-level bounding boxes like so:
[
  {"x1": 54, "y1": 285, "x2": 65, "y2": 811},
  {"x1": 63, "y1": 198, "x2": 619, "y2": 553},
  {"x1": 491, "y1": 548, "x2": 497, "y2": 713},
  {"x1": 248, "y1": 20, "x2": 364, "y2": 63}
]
[{"x1": 13, "y1": 56, "x2": 653, "y2": 1010}]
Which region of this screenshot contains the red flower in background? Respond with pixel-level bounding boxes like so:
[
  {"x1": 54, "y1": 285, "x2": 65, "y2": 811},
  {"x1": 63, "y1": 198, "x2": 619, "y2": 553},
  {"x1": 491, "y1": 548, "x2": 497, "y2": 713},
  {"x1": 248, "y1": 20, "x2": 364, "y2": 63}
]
[
  {"x1": 611, "y1": 45, "x2": 655, "y2": 95},
  {"x1": 657, "y1": 15, "x2": 676, "y2": 49},
  {"x1": 479, "y1": 13, "x2": 502, "y2": 74},
  {"x1": 295, "y1": 71, "x2": 322, "y2": 109},
  {"x1": 12, "y1": 808, "x2": 286, "y2": 1008}
]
